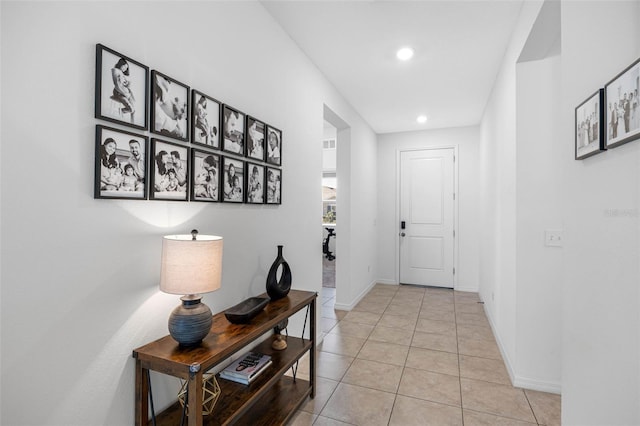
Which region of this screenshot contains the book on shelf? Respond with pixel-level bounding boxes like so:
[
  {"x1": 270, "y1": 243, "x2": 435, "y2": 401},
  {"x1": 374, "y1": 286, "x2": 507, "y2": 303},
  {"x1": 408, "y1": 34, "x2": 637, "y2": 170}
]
[
  {"x1": 219, "y1": 351, "x2": 272, "y2": 385},
  {"x1": 220, "y1": 360, "x2": 272, "y2": 385}
]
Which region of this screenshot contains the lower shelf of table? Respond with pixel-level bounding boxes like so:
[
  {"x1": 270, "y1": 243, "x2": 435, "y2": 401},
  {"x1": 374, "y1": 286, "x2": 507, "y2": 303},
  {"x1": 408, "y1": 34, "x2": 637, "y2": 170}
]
[
  {"x1": 146, "y1": 336, "x2": 313, "y2": 426},
  {"x1": 147, "y1": 376, "x2": 311, "y2": 426}
]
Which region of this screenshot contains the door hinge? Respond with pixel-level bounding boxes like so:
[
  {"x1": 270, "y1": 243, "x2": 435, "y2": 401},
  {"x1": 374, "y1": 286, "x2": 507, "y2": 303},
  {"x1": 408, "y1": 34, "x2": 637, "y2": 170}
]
[
  {"x1": 453, "y1": 229, "x2": 455, "y2": 238},
  {"x1": 453, "y1": 267, "x2": 456, "y2": 275},
  {"x1": 453, "y1": 193, "x2": 455, "y2": 200},
  {"x1": 453, "y1": 155, "x2": 456, "y2": 162}
]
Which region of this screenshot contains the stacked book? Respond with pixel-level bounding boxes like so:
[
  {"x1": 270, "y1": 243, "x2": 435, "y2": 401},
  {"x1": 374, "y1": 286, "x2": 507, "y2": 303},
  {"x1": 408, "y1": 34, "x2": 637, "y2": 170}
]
[{"x1": 219, "y1": 352, "x2": 272, "y2": 385}]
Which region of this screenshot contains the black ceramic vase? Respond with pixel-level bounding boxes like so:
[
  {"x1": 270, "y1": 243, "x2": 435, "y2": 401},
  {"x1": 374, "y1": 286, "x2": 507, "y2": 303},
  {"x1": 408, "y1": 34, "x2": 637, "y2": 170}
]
[{"x1": 266, "y1": 245, "x2": 292, "y2": 300}]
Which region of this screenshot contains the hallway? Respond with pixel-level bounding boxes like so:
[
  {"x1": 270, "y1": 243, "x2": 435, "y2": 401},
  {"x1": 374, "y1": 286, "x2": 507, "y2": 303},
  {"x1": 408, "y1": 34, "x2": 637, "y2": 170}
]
[{"x1": 290, "y1": 284, "x2": 561, "y2": 425}]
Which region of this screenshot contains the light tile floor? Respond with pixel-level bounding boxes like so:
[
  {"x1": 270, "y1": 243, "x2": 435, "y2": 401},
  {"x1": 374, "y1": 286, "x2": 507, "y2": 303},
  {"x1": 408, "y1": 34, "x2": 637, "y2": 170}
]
[{"x1": 289, "y1": 284, "x2": 561, "y2": 426}]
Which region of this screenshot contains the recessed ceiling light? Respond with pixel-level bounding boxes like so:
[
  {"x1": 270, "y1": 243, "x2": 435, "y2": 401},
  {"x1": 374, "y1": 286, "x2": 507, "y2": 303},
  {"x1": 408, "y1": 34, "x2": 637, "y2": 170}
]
[
  {"x1": 416, "y1": 115, "x2": 427, "y2": 123},
  {"x1": 396, "y1": 47, "x2": 414, "y2": 61}
]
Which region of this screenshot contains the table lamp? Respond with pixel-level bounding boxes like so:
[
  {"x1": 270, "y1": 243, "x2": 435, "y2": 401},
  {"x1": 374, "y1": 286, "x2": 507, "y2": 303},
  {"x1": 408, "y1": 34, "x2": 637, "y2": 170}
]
[{"x1": 160, "y1": 230, "x2": 223, "y2": 346}]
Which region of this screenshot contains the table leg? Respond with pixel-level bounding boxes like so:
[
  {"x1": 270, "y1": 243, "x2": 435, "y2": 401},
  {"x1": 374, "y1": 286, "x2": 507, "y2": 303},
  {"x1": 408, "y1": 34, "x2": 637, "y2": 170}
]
[
  {"x1": 135, "y1": 359, "x2": 149, "y2": 426},
  {"x1": 310, "y1": 296, "x2": 316, "y2": 398},
  {"x1": 187, "y1": 372, "x2": 204, "y2": 426}
]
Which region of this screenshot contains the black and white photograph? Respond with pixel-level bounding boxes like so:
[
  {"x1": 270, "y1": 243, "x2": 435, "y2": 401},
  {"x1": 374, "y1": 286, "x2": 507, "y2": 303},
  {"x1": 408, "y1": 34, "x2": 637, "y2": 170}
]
[
  {"x1": 151, "y1": 70, "x2": 190, "y2": 142},
  {"x1": 245, "y1": 162, "x2": 265, "y2": 204},
  {"x1": 246, "y1": 116, "x2": 266, "y2": 161},
  {"x1": 222, "y1": 157, "x2": 244, "y2": 203},
  {"x1": 95, "y1": 44, "x2": 148, "y2": 130},
  {"x1": 95, "y1": 125, "x2": 148, "y2": 199},
  {"x1": 191, "y1": 150, "x2": 220, "y2": 202},
  {"x1": 191, "y1": 90, "x2": 221, "y2": 149},
  {"x1": 605, "y1": 57, "x2": 640, "y2": 149},
  {"x1": 150, "y1": 139, "x2": 189, "y2": 201},
  {"x1": 575, "y1": 89, "x2": 605, "y2": 160},
  {"x1": 266, "y1": 125, "x2": 282, "y2": 166},
  {"x1": 266, "y1": 167, "x2": 281, "y2": 205},
  {"x1": 222, "y1": 105, "x2": 245, "y2": 155}
]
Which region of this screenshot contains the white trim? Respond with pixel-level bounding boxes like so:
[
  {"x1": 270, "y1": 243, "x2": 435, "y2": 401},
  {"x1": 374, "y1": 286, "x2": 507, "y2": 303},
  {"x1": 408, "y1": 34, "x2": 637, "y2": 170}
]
[
  {"x1": 333, "y1": 279, "x2": 378, "y2": 311},
  {"x1": 513, "y1": 375, "x2": 562, "y2": 395},
  {"x1": 376, "y1": 279, "x2": 398, "y2": 285},
  {"x1": 454, "y1": 285, "x2": 478, "y2": 293},
  {"x1": 483, "y1": 301, "x2": 517, "y2": 384},
  {"x1": 395, "y1": 145, "x2": 460, "y2": 289},
  {"x1": 483, "y1": 302, "x2": 561, "y2": 395}
]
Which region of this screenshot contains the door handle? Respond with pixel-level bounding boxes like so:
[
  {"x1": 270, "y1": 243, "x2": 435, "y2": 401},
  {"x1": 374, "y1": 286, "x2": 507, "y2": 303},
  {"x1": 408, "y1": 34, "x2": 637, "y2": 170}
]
[{"x1": 400, "y1": 232, "x2": 406, "y2": 237}]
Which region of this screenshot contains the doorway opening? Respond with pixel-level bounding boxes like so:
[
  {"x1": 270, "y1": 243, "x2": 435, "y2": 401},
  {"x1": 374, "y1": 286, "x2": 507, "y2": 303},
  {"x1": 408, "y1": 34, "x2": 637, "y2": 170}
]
[
  {"x1": 322, "y1": 121, "x2": 337, "y2": 308},
  {"x1": 398, "y1": 147, "x2": 457, "y2": 288}
]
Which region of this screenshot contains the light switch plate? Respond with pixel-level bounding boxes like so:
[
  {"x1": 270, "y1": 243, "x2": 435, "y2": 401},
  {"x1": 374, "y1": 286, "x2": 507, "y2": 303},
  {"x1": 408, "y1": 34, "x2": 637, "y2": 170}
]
[{"x1": 545, "y1": 229, "x2": 563, "y2": 247}]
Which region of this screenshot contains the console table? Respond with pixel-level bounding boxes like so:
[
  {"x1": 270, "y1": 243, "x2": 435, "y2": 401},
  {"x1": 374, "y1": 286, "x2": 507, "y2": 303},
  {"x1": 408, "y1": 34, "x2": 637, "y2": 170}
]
[{"x1": 133, "y1": 290, "x2": 317, "y2": 426}]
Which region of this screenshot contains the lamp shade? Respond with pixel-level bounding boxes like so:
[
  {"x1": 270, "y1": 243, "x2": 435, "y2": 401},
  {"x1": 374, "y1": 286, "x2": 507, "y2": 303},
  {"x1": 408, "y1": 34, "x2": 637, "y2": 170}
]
[{"x1": 160, "y1": 234, "x2": 223, "y2": 295}]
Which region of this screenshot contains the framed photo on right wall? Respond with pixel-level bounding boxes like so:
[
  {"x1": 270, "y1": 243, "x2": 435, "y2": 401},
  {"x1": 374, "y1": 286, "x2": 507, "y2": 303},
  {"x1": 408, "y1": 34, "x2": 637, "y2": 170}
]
[
  {"x1": 605, "y1": 57, "x2": 640, "y2": 149},
  {"x1": 575, "y1": 89, "x2": 605, "y2": 160}
]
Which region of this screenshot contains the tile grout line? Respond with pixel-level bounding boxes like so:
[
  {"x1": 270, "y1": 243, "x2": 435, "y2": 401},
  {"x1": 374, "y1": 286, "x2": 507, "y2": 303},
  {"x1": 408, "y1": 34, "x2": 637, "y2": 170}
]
[
  {"x1": 522, "y1": 387, "x2": 542, "y2": 425},
  {"x1": 454, "y1": 290, "x2": 466, "y2": 426},
  {"x1": 386, "y1": 285, "x2": 424, "y2": 426},
  {"x1": 382, "y1": 286, "x2": 402, "y2": 426},
  {"x1": 313, "y1": 285, "x2": 363, "y2": 425}
]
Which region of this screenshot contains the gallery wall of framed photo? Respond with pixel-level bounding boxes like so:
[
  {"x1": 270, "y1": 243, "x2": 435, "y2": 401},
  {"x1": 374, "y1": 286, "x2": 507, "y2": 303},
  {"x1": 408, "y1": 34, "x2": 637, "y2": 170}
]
[
  {"x1": 94, "y1": 43, "x2": 282, "y2": 205},
  {"x1": 575, "y1": 56, "x2": 640, "y2": 160}
]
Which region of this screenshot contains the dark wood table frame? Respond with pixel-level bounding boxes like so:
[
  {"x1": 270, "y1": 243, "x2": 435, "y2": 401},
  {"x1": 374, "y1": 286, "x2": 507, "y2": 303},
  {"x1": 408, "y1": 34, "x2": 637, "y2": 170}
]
[{"x1": 133, "y1": 290, "x2": 317, "y2": 426}]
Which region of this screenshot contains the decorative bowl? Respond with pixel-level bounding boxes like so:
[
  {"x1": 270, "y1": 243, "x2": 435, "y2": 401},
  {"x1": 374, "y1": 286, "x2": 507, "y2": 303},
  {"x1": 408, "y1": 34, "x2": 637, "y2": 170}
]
[{"x1": 224, "y1": 297, "x2": 270, "y2": 324}]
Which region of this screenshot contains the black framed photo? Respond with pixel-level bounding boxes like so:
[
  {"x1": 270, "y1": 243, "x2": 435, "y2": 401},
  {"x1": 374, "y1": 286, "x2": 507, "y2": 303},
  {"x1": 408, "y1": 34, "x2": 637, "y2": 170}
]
[
  {"x1": 191, "y1": 150, "x2": 220, "y2": 202},
  {"x1": 95, "y1": 125, "x2": 148, "y2": 199},
  {"x1": 605, "y1": 57, "x2": 640, "y2": 149},
  {"x1": 575, "y1": 89, "x2": 605, "y2": 160},
  {"x1": 95, "y1": 44, "x2": 148, "y2": 130},
  {"x1": 151, "y1": 70, "x2": 190, "y2": 142},
  {"x1": 246, "y1": 116, "x2": 266, "y2": 161},
  {"x1": 245, "y1": 162, "x2": 265, "y2": 204},
  {"x1": 222, "y1": 105, "x2": 245, "y2": 156},
  {"x1": 266, "y1": 167, "x2": 282, "y2": 205},
  {"x1": 222, "y1": 157, "x2": 244, "y2": 203},
  {"x1": 266, "y1": 125, "x2": 282, "y2": 166},
  {"x1": 191, "y1": 90, "x2": 221, "y2": 149},
  {"x1": 150, "y1": 139, "x2": 189, "y2": 201}
]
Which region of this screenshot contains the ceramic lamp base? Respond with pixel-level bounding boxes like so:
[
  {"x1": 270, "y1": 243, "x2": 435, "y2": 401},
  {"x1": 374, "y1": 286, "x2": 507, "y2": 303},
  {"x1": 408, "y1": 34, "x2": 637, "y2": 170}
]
[{"x1": 168, "y1": 295, "x2": 212, "y2": 346}]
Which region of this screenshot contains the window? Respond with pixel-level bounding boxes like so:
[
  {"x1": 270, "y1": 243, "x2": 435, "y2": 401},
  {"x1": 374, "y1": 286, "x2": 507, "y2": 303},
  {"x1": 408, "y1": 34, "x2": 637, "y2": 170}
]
[{"x1": 323, "y1": 139, "x2": 336, "y2": 149}]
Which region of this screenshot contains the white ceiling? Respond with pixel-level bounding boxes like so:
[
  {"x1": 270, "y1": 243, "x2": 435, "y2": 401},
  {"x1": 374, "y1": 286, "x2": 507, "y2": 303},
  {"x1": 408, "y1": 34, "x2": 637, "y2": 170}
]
[{"x1": 262, "y1": 0, "x2": 524, "y2": 134}]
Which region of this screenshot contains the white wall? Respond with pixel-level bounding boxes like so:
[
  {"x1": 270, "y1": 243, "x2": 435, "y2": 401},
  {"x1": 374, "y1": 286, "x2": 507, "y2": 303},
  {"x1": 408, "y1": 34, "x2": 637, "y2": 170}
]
[
  {"x1": 560, "y1": 1, "x2": 640, "y2": 424},
  {"x1": 0, "y1": 2, "x2": 377, "y2": 425},
  {"x1": 515, "y1": 52, "x2": 563, "y2": 391},
  {"x1": 377, "y1": 126, "x2": 480, "y2": 291},
  {"x1": 482, "y1": 0, "x2": 640, "y2": 421},
  {"x1": 479, "y1": 0, "x2": 544, "y2": 387}
]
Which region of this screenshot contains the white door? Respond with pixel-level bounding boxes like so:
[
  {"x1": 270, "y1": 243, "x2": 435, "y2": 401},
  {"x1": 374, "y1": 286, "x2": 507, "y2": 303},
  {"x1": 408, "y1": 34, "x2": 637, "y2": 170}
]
[{"x1": 399, "y1": 148, "x2": 455, "y2": 287}]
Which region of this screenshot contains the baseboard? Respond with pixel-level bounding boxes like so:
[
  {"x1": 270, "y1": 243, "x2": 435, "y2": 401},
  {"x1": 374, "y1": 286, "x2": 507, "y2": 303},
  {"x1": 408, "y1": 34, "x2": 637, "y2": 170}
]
[
  {"x1": 483, "y1": 307, "x2": 517, "y2": 385},
  {"x1": 483, "y1": 304, "x2": 562, "y2": 395},
  {"x1": 334, "y1": 279, "x2": 378, "y2": 311},
  {"x1": 513, "y1": 375, "x2": 562, "y2": 394},
  {"x1": 453, "y1": 285, "x2": 478, "y2": 293},
  {"x1": 376, "y1": 279, "x2": 398, "y2": 285}
]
